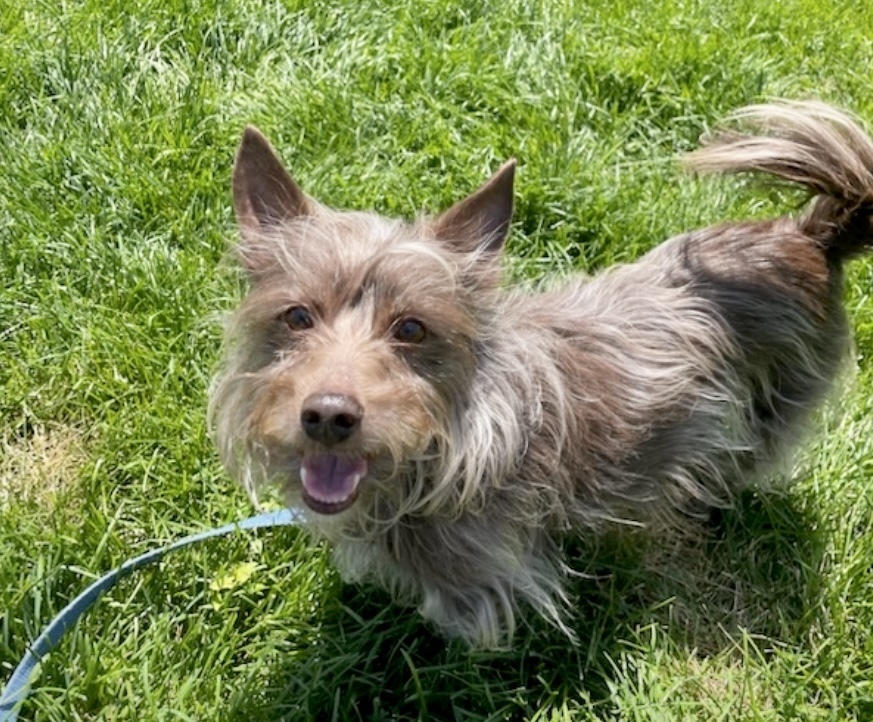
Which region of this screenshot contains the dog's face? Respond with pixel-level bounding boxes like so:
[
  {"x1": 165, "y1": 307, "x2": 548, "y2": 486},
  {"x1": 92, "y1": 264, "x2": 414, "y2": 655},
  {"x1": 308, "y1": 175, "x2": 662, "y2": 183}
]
[{"x1": 210, "y1": 127, "x2": 516, "y2": 526}]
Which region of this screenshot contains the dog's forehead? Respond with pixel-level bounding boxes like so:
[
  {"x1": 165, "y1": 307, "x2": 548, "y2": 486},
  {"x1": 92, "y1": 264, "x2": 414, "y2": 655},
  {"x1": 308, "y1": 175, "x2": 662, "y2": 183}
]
[
  {"x1": 250, "y1": 209, "x2": 464, "y2": 314},
  {"x1": 270, "y1": 211, "x2": 427, "y2": 268}
]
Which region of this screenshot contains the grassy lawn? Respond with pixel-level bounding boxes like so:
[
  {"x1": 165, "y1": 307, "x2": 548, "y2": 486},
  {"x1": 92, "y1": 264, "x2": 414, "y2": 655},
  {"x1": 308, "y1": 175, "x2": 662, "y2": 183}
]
[{"x1": 2, "y1": 0, "x2": 873, "y2": 719}]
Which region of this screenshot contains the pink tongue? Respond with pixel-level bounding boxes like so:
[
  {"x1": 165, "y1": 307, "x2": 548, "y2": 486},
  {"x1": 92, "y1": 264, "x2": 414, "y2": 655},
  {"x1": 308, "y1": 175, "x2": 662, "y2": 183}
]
[{"x1": 300, "y1": 454, "x2": 367, "y2": 504}]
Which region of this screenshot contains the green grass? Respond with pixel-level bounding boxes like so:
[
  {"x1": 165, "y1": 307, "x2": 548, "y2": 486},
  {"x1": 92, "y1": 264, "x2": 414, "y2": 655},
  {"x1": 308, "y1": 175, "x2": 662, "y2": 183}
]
[{"x1": 2, "y1": 0, "x2": 873, "y2": 719}]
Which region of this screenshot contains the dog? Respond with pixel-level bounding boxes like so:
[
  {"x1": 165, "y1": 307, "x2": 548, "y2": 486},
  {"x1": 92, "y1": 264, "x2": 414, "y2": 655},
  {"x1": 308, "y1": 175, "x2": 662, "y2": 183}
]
[{"x1": 209, "y1": 101, "x2": 873, "y2": 648}]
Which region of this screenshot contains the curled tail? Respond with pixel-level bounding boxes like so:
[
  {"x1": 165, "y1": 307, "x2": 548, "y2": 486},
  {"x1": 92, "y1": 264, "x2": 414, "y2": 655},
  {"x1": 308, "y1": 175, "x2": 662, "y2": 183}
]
[{"x1": 685, "y1": 100, "x2": 873, "y2": 260}]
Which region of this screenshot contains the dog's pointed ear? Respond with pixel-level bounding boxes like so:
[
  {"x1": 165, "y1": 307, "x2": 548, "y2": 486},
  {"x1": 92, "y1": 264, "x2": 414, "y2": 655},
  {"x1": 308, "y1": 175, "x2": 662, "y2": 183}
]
[
  {"x1": 233, "y1": 126, "x2": 313, "y2": 240},
  {"x1": 431, "y1": 160, "x2": 516, "y2": 255}
]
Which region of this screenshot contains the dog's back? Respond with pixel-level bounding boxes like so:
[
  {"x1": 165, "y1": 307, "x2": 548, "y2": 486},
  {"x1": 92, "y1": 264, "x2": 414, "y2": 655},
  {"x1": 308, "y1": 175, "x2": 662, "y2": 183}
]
[
  {"x1": 667, "y1": 102, "x2": 873, "y2": 479},
  {"x1": 539, "y1": 102, "x2": 873, "y2": 529}
]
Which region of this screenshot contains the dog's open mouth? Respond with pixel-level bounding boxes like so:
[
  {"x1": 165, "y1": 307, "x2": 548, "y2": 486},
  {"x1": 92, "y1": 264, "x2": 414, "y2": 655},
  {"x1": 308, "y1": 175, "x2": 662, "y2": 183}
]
[{"x1": 299, "y1": 453, "x2": 368, "y2": 514}]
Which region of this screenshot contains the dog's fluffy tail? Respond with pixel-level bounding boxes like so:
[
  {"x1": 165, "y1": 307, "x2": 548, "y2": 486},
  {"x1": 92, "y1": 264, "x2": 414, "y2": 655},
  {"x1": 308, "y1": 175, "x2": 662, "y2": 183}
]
[{"x1": 685, "y1": 100, "x2": 873, "y2": 261}]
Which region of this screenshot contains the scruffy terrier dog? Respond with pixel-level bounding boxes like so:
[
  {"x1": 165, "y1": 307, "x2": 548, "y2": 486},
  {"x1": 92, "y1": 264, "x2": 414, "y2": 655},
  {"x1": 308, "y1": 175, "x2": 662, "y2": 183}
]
[{"x1": 210, "y1": 102, "x2": 873, "y2": 648}]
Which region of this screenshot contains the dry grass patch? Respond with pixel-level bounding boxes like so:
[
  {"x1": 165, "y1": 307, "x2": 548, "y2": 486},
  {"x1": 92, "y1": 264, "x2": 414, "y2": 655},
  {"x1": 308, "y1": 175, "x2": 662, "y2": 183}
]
[{"x1": 0, "y1": 424, "x2": 86, "y2": 507}]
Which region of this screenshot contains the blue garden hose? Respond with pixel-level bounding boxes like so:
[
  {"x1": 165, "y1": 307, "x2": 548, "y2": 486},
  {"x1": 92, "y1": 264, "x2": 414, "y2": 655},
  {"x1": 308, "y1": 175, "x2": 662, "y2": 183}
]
[{"x1": 0, "y1": 508, "x2": 302, "y2": 721}]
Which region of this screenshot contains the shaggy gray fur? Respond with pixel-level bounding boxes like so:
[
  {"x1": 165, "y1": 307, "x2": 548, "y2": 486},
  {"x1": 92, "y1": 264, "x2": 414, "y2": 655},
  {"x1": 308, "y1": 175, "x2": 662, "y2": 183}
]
[{"x1": 210, "y1": 102, "x2": 873, "y2": 648}]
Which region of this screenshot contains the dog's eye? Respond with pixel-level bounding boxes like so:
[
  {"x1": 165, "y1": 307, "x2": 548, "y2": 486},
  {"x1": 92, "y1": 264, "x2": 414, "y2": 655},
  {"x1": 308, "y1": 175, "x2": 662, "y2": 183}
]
[
  {"x1": 282, "y1": 306, "x2": 314, "y2": 331},
  {"x1": 393, "y1": 317, "x2": 427, "y2": 344}
]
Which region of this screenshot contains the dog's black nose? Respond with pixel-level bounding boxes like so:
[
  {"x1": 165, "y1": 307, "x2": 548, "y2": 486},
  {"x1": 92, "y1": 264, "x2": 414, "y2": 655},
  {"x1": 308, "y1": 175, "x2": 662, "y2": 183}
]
[{"x1": 300, "y1": 393, "x2": 363, "y2": 446}]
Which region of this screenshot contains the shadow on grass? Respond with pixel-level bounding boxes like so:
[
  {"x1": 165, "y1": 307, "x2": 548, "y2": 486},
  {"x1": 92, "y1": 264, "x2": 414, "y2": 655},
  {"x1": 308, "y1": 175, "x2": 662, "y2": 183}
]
[{"x1": 229, "y1": 489, "x2": 825, "y2": 721}]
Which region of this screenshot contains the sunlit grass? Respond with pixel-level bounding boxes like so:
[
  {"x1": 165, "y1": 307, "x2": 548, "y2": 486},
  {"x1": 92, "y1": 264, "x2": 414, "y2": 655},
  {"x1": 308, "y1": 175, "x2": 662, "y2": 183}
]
[{"x1": 2, "y1": 0, "x2": 873, "y2": 719}]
